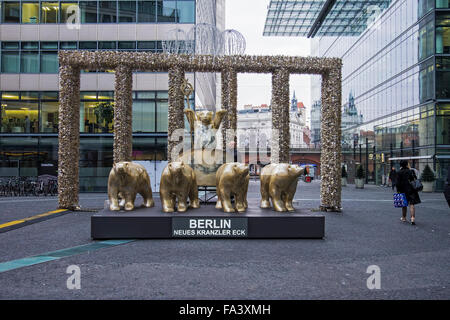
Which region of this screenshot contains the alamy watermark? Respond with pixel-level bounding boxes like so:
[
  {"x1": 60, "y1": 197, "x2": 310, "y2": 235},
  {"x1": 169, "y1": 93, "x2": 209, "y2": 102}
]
[
  {"x1": 66, "y1": 265, "x2": 81, "y2": 290},
  {"x1": 366, "y1": 265, "x2": 381, "y2": 290}
]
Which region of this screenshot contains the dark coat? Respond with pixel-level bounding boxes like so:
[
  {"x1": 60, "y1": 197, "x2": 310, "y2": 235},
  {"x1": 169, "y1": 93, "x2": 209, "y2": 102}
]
[
  {"x1": 445, "y1": 167, "x2": 450, "y2": 208},
  {"x1": 396, "y1": 168, "x2": 421, "y2": 205},
  {"x1": 388, "y1": 169, "x2": 397, "y2": 183}
]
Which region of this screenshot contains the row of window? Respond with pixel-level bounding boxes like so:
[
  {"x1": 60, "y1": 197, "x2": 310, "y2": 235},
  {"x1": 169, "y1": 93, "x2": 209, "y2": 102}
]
[
  {"x1": 0, "y1": 90, "x2": 193, "y2": 134},
  {"x1": 1, "y1": 0, "x2": 195, "y2": 24},
  {"x1": 0, "y1": 40, "x2": 191, "y2": 73},
  {"x1": 419, "y1": 0, "x2": 450, "y2": 18}
]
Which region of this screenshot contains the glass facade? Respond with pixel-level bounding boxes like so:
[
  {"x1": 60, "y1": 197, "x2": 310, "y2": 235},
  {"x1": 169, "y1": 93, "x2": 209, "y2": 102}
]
[
  {"x1": 309, "y1": 0, "x2": 450, "y2": 190},
  {"x1": 0, "y1": 0, "x2": 195, "y2": 24},
  {"x1": 0, "y1": 90, "x2": 195, "y2": 191},
  {"x1": 0, "y1": 40, "x2": 185, "y2": 73}
]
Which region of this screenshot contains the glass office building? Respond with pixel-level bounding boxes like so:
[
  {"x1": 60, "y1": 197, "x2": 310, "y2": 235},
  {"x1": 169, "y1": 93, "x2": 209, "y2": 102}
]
[
  {"x1": 265, "y1": 0, "x2": 450, "y2": 190},
  {"x1": 0, "y1": 0, "x2": 224, "y2": 191}
]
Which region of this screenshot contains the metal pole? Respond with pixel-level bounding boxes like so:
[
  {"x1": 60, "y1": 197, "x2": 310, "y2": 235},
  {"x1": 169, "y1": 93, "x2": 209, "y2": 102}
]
[{"x1": 365, "y1": 138, "x2": 369, "y2": 184}]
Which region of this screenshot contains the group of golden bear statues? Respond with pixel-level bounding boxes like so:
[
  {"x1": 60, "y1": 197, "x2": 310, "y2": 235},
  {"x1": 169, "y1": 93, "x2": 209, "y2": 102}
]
[{"x1": 107, "y1": 160, "x2": 309, "y2": 213}]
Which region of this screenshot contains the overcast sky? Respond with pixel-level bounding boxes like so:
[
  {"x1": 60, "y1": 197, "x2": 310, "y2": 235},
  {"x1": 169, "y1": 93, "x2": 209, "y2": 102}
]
[{"x1": 225, "y1": 0, "x2": 312, "y2": 111}]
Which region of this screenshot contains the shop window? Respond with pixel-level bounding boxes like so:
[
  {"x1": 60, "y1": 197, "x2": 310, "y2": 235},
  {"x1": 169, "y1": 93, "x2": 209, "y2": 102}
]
[
  {"x1": 40, "y1": 101, "x2": 59, "y2": 133},
  {"x1": 0, "y1": 101, "x2": 39, "y2": 133}
]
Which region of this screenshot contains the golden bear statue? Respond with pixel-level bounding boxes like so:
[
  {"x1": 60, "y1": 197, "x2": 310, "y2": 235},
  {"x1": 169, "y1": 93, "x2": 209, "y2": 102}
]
[
  {"x1": 184, "y1": 109, "x2": 226, "y2": 149},
  {"x1": 215, "y1": 163, "x2": 250, "y2": 213},
  {"x1": 260, "y1": 163, "x2": 308, "y2": 212},
  {"x1": 160, "y1": 161, "x2": 200, "y2": 212},
  {"x1": 108, "y1": 161, "x2": 154, "y2": 211}
]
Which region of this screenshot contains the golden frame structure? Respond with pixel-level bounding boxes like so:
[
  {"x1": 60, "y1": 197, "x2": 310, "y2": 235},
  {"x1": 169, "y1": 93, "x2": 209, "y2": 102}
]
[{"x1": 58, "y1": 51, "x2": 342, "y2": 211}]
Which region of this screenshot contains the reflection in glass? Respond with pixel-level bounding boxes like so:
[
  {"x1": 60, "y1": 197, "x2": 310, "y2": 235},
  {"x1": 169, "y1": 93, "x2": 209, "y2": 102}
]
[
  {"x1": 157, "y1": 101, "x2": 168, "y2": 132},
  {"x1": 138, "y1": 0, "x2": 156, "y2": 22},
  {"x1": 99, "y1": 1, "x2": 117, "y2": 23},
  {"x1": 177, "y1": 0, "x2": 194, "y2": 23},
  {"x1": 119, "y1": 1, "x2": 136, "y2": 22},
  {"x1": 133, "y1": 101, "x2": 155, "y2": 132},
  {"x1": 2, "y1": 2, "x2": 20, "y2": 23},
  {"x1": 157, "y1": 0, "x2": 177, "y2": 22},
  {"x1": 40, "y1": 101, "x2": 59, "y2": 133},
  {"x1": 1, "y1": 52, "x2": 20, "y2": 73},
  {"x1": 80, "y1": 1, "x2": 97, "y2": 23},
  {"x1": 40, "y1": 52, "x2": 59, "y2": 73},
  {"x1": 21, "y1": 52, "x2": 40, "y2": 73}
]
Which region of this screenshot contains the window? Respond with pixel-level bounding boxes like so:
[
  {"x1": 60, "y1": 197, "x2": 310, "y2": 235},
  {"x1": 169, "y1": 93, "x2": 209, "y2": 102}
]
[
  {"x1": 177, "y1": 0, "x2": 194, "y2": 23},
  {"x1": 22, "y1": 2, "x2": 40, "y2": 23},
  {"x1": 41, "y1": 2, "x2": 59, "y2": 23},
  {"x1": 157, "y1": 0, "x2": 177, "y2": 22},
  {"x1": 61, "y1": 2, "x2": 78, "y2": 23},
  {"x1": 436, "y1": 0, "x2": 450, "y2": 9},
  {"x1": 419, "y1": 19, "x2": 434, "y2": 60},
  {"x1": 118, "y1": 41, "x2": 136, "y2": 50},
  {"x1": 99, "y1": 1, "x2": 117, "y2": 23},
  {"x1": 80, "y1": 1, "x2": 97, "y2": 23},
  {"x1": 1, "y1": 52, "x2": 19, "y2": 73},
  {"x1": 436, "y1": 13, "x2": 450, "y2": 54},
  {"x1": 138, "y1": 1, "x2": 156, "y2": 22},
  {"x1": 40, "y1": 52, "x2": 59, "y2": 73},
  {"x1": 2, "y1": 2, "x2": 20, "y2": 23},
  {"x1": 79, "y1": 41, "x2": 97, "y2": 49},
  {"x1": 419, "y1": 0, "x2": 434, "y2": 18},
  {"x1": 60, "y1": 41, "x2": 77, "y2": 49},
  {"x1": 0, "y1": 100, "x2": 39, "y2": 133},
  {"x1": 21, "y1": 52, "x2": 40, "y2": 73},
  {"x1": 436, "y1": 57, "x2": 450, "y2": 99},
  {"x1": 99, "y1": 41, "x2": 117, "y2": 49},
  {"x1": 40, "y1": 101, "x2": 59, "y2": 133},
  {"x1": 133, "y1": 101, "x2": 156, "y2": 132},
  {"x1": 118, "y1": 1, "x2": 136, "y2": 22},
  {"x1": 419, "y1": 61, "x2": 435, "y2": 102}
]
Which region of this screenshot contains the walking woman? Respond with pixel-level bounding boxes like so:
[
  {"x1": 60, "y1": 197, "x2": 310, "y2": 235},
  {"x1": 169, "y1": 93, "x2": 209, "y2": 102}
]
[{"x1": 396, "y1": 160, "x2": 421, "y2": 225}]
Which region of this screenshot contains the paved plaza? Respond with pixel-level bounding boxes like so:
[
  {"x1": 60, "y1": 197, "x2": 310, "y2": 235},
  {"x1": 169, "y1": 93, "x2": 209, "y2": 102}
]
[{"x1": 0, "y1": 180, "x2": 449, "y2": 299}]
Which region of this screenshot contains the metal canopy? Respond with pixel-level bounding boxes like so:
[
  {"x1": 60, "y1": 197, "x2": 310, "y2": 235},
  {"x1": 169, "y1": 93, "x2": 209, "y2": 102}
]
[{"x1": 263, "y1": 0, "x2": 392, "y2": 37}]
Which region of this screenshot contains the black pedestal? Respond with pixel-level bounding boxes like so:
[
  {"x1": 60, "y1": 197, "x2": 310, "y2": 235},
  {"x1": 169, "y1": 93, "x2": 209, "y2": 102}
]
[{"x1": 91, "y1": 199, "x2": 325, "y2": 239}]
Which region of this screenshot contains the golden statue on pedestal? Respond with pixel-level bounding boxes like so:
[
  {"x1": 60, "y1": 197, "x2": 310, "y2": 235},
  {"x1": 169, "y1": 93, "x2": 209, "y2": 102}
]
[
  {"x1": 107, "y1": 161, "x2": 154, "y2": 211},
  {"x1": 215, "y1": 162, "x2": 250, "y2": 213},
  {"x1": 159, "y1": 161, "x2": 200, "y2": 212},
  {"x1": 260, "y1": 164, "x2": 308, "y2": 212}
]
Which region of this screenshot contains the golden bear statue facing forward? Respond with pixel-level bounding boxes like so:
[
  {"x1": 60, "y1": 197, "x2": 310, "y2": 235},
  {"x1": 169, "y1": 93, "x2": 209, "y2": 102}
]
[
  {"x1": 160, "y1": 162, "x2": 200, "y2": 212},
  {"x1": 215, "y1": 163, "x2": 250, "y2": 213},
  {"x1": 260, "y1": 163, "x2": 308, "y2": 212},
  {"x1": 108, "y1": 161, "x2": 154, "y2": 211}
]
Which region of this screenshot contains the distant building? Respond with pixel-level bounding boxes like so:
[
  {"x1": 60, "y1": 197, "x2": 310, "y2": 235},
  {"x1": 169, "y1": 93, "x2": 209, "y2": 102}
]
[
  {"x1": 237, "y1": 92, "x2": 308, "y2": 150},
  {"x1": 310, "y1": 100, "x2": 321, "y2": 148}
]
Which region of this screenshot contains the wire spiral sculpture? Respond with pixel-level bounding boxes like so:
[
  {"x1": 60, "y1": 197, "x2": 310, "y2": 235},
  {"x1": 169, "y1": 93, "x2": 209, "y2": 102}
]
[{"x1": 162, "y1": 25, "x2": 246, "y2": 56}]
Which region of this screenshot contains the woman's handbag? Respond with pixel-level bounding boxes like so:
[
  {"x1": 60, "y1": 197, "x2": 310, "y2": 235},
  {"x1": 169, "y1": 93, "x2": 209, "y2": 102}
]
[
  {"x1": 411, "y1": 179, "x2": 423, "y2": 192},
  {"x1": 394, "y1": 193, "x2": 408, "y2": 207}
]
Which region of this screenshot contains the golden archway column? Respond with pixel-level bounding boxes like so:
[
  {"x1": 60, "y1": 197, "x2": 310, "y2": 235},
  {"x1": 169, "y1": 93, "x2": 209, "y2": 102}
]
[
  {"x1": 114, "y1": 65, "x2": 133, "y2": 163},
  {"x1": 320, "y1": 66, "x2": 342, "y2": 212},
  {"x1": 58, "y1": 64, "x2": 81, "y2": 209},
  {"x1": 271, "y1": 68, "x2": 290, "y2": 164},
  {"x1": 220, "y1": 68, "x2": 237, "y2": 162},
  {"x1": 167, "y1": 67, "x2": 186, "y2": 161}
]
